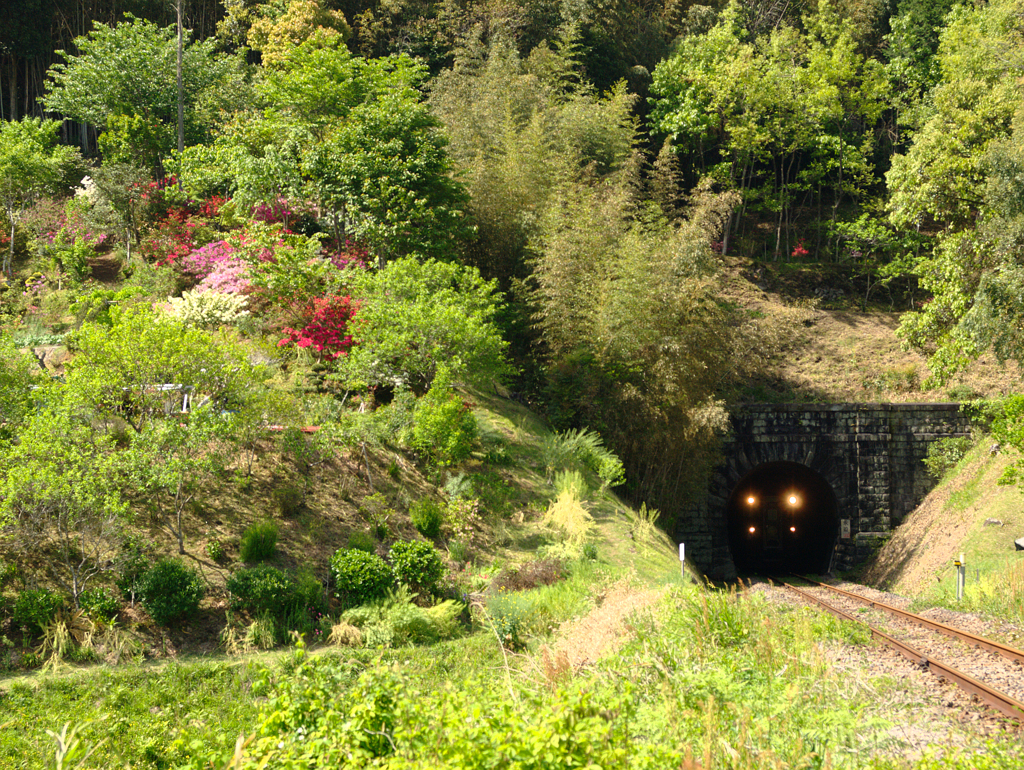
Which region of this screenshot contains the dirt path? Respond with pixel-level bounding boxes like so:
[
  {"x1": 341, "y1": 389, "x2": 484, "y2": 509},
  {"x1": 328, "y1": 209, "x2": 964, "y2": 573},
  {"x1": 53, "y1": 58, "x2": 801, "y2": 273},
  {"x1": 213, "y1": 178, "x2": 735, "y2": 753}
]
[{"x1": 545, "y1": 581, "x2": 665, "y2": 671}]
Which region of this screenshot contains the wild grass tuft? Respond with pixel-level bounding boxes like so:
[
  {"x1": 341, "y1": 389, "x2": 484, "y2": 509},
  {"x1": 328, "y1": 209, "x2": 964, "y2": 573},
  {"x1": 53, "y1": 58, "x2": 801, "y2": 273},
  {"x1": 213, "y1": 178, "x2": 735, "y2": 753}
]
[
  {"x1": 629, "y1": 502, "x2": 661, "y2": 551},
  {"x1": 542, "y1": 489, "x2": 593, "y2": 553},
  {"x1": 542, "y1": 428, "x2": 625, "y2": 489}
]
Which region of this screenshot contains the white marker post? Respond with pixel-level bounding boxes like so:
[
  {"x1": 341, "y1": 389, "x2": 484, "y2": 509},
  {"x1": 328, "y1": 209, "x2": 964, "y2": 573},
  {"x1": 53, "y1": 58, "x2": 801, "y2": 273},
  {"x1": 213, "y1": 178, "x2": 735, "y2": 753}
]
[
  {"x1": 955, "y1": 552, "x2": 966, "y2": 602},
  {"x1": 679, "y1": 542, "x2": 686, "y2": 582}
]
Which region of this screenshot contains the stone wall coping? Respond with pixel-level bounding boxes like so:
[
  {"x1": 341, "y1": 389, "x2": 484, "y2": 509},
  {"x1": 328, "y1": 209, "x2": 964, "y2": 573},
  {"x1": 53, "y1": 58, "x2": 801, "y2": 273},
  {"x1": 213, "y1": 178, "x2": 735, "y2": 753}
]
[
  {"x1": 725, "y1": 430, "x2": 972, "y2": 443},
  {"x1": 730, "y1": 402, "x2": 965, "y2": 413}
]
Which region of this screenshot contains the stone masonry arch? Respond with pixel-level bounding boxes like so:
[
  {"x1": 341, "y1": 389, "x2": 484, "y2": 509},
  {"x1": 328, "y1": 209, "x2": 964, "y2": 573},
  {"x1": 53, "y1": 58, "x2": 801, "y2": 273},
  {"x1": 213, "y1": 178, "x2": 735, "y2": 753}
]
[{"x1": 675, "y1": 403, "x2": 973, "y2": 580}]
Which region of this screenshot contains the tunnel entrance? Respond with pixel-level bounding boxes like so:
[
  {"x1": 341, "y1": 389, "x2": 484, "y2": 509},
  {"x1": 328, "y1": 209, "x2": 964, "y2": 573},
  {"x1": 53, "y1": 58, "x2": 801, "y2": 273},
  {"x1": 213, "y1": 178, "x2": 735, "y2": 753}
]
[{"x1": 727, "y1": 461, "x2": 840, "y2": 575}]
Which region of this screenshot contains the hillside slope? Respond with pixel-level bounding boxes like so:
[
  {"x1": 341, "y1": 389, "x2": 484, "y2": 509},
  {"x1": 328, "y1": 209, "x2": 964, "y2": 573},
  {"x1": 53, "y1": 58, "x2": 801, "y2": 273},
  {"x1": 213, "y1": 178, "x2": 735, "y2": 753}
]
[
  {"x1": 721, "y1": 257, "x2": 1022, "y2": 403},
  {"x1": 861, "y1": 441, "x2": 1024, "y2": 617}
]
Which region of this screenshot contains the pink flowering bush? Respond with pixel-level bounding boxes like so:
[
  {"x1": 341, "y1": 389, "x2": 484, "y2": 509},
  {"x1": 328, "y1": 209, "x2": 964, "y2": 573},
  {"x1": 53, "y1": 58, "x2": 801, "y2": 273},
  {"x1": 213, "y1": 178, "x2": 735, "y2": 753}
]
[
  {"x1": 326, "y1": 238, "x2": 369, "y2": 271},
  {"x1": 252, "y1": 197, "x2": 295, "y2": 226},
  {"x1": 180, "y1": 240, "x2": 239, "y2": 282},
  {"x1": 196, "y1": 258, "x2": 250, "y2": 295},
  {"x1": 278, "y1": 294, "x2": 356, "y2": 360}
]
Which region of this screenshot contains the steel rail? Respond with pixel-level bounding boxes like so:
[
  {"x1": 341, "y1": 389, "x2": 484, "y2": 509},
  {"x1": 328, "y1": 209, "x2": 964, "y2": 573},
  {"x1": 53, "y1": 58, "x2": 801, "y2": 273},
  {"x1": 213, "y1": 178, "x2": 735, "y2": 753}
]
[
  {"x1": 793, "y1": 574, "x2": 1024, "y2": 666},
  {"x1": 777, "y1": 579, "x2": 1024, "y2": 724}
]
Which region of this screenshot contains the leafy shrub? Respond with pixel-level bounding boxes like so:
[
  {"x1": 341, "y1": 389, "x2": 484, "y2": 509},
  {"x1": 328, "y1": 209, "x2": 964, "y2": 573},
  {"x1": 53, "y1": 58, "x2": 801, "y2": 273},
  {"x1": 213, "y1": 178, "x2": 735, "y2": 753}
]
[
  {"x1": 0, "y1": 557, "x2": 16, "y2": 587},
  {"x1": 273, "y1": 485, "x2": 304, "y2": 517},
  {"x1": 582, "y1": 542, "x2": 598, "y2": 561},
  {"x1": 240, "y1": 520, "x2": 279, "y2": 563},
  {"x1": 178, "y1": 239, "x2": 239, "y2": 282},
  {"x1": 947, "y1": 385, "x2": 981, "y2": 401},
  {"x1": 411, "y1": 366, "x2": 477, "y2": 466},
  {"x1": 78, "y1": 587, "x2": 120, "y2": 623},
  {"x1": 13, "y1": 588, "x2": 65, "y2": 636},
  {"x1": 166, "y1": 289, "x2": 249, "y2": 329},
  {"x1": 278, "y1": 294, "x2": 356, "y2": 360},
  {"x1": 331, "y1": 549, "x2": 393, "y2": 607},
  {"x1": 553, "y1": 469, "x2": 588, "y2": 498},
  {"x1": 227, "y1": 565, "x2": 297, "y2": 618},
  {"x1": 358, "y1": 492, "x2": 390, "y2": 518},
  {"x1": 205, "y1": 538, "x2": 226, "y2": 563},
  {"x1": 137, "y1": 559, "x2": 205, "y2": 626},
  {"x1": 292, "y1": 570, "x2": 326, "y2": 617},
  {"x1": 543, "y1": 428, "x2": 624, "y2": 488},
  {"x1": 390, "y1": 541, "x2": 445, "y2": 595},
  {"x1": 342, "y1": 586, "x2": 463, "y2": 647},
  {"x1": 410, "y1": 499, "x2": 443, "y2": 538},
  {"x1": 485, "y1": 594, "x2": 528, "y2": 651},
  {"x1": 442, "y1": 472, "x2": 474, "y2": 499},
  {"x1": 444, "y1": 497, "x2": 482, "y2": 539},
  {"x1": 542, "y1": 489, "x2": 594, "y2": 552},
  {"x1": 470, "y1": 471, "x2": 516, "y2": 518},
  {"x1": 924, "y1": 436, "x2": 974, "y2": 480},
  {"x1": 347, "y1": 531, "x2": 376, "y2": 553}
]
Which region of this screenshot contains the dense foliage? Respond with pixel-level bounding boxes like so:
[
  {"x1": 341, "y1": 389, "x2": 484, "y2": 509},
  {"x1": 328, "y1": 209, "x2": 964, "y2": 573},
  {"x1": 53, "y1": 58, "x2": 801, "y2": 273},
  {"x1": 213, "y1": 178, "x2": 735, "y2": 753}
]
[
  {"x1": 137, "y1": 558, "x2": 205, "y2": 626},
  {"x1": 2, "y1": 4, "x2": 1024, "y2": 753},
  {"x1": 331, "y1": 548, "x2": 394, "y2": 607}
]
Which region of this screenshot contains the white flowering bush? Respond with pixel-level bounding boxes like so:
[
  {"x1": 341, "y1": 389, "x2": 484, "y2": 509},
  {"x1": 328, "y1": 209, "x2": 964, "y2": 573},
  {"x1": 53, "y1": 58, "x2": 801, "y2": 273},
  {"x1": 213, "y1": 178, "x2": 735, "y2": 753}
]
[{"x1": 166, "y1": 289, "x2": 249, "y2": 329}]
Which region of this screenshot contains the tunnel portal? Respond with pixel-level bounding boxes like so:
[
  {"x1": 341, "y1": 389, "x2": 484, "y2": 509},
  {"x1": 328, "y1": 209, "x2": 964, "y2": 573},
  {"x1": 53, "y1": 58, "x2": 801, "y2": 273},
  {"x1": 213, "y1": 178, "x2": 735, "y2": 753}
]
[
  {"x1": 674, "y1": 403, "x2": 974, "y2": 580},
  {"x1": 727, "y1": 461, "x2": 839, "y2": 574}
]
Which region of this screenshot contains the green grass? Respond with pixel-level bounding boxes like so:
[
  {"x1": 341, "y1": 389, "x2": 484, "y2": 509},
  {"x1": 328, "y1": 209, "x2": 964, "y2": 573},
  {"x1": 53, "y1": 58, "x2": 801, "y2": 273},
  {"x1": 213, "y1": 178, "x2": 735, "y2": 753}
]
[
  {"x1": 0, "y1": 657, "x2": 265, "y2": 768},
  {"x1": 906, "y1": 440, "x2": 1024, "y2": 623},
  {"x1": 0, "y1": 633, "x2": 508, "y2": 768}
]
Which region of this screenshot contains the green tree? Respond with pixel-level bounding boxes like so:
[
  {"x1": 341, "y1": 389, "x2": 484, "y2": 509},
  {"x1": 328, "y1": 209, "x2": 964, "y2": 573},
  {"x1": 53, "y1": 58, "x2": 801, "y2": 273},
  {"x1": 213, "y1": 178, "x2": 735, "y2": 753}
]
[
  {"x1": 0, "y1": 117, "x2": 81, "y2": 275},
  {"x1": 649, "y1": 1, "x2": 887, "y2": 257},
  {"x1": 0, "y1": 401, "x2": 128, "y2": 603},
  {"x1": 177, "y1": 34, "x2": 471, "y2": 264},
  {"x1": 247, "y1": 0, "x2": 351, "y2": 68},
  {"x1": 889, "y1": 0, "x2": 1024, "y2": 381},
  {"x1": 430, "y1": 34, "x2": 636, "y2": 283},
  {"x1": 533, "y1": 172, "x2": 740, "y2": 524},
  {"x1": 83, "y1": 161, "x2": 152, "y2": 265},
  {"x1": 337, "y1": 257, "x2": 508, "y2": 395},
  {"x1": 0, "y1": 334, "x2": 43, "y2": 441},
  {"x1": 65, "y1": 306, "x2": 271, "y2": 553},
  {"x1": 42, "y1": 15, "x2": 240, "y2": 170}
]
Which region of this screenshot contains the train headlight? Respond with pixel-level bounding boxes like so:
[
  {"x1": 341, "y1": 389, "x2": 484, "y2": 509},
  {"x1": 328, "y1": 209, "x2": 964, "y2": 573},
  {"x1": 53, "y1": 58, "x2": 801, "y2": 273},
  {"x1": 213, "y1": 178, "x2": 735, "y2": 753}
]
[
  {"x1": 789, "y1": 526, "x2": 796, "y2": 532},
  {"x1": 788, "y1": 494, "x2": 799, "y2": 507},
  {"x1": 748, "y1": 526, "x2": 756, "y2": 534},
  {"x1": 747, "y1": 495, "x2": 756, "y2": 506}
]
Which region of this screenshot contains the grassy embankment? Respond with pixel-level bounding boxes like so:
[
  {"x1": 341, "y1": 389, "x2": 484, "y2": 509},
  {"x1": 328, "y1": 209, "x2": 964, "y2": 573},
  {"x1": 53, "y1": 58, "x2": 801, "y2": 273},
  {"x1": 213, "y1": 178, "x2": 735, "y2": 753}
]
[
  {"x1": 862, "y1": 438, "x2": 1024, "y2": 625},
  {"x1": 2, "y1": 396, "x2": 1023, "y2": 768}
]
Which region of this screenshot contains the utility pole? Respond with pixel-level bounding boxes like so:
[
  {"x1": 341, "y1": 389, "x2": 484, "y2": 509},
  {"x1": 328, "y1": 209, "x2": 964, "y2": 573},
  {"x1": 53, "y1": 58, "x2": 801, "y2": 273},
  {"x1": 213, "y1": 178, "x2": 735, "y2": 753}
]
[{"x1": 175, "y1": 0, "x2": 184, "y2": 157}]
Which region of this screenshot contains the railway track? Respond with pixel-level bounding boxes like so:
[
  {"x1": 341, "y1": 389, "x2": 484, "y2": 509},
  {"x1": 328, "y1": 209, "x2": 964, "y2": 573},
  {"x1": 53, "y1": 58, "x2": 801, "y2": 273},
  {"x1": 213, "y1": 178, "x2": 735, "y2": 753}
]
[{"x1": 771, "y1": 575, "x2": 1024, "y2": 725}]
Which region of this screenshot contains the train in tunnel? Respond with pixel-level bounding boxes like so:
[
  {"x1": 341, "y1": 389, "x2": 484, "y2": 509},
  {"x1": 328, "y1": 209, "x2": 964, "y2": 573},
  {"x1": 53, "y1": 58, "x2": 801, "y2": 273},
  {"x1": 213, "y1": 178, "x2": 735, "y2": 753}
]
[{"x1": 727, "y1": 461, "x2": 840, "y2": 575}]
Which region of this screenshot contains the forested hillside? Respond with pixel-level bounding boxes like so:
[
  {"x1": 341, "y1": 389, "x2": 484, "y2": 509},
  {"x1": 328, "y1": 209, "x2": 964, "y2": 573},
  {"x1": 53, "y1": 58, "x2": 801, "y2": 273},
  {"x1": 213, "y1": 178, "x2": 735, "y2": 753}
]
[
  {"x1": 1, "y1": 0, "x2": 1023, "y2": 598},
  {"x1": 6, "y1": 0, "x2": 1024, "y2": 524},
  {"x1": 3, "y1": 1, "x2": 1024, "y2": 766}
]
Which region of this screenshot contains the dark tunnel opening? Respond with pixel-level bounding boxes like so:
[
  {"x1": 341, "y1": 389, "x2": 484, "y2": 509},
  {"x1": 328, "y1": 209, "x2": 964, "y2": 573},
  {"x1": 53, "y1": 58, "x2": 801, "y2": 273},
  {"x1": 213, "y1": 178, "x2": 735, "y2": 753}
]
[{"x1": 727, "y1": 461, "x2": 840, "y2": 575}]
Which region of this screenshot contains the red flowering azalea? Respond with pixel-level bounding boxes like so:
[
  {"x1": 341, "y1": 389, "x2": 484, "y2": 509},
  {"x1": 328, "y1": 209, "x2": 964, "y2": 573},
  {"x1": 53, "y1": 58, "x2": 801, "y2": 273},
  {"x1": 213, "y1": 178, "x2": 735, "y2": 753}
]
[{"x1": 278, "y1": 295, "x2": 357, "y2": 360}]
